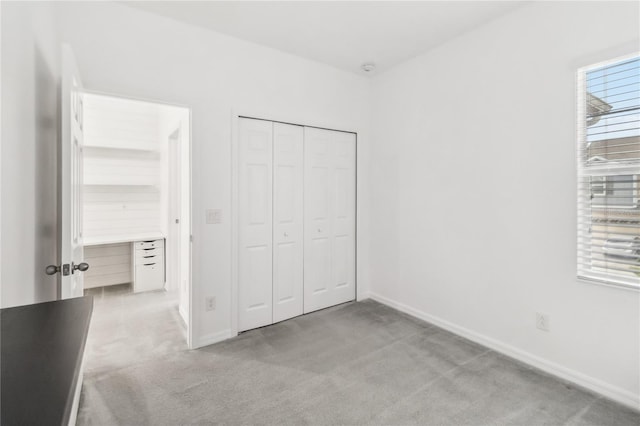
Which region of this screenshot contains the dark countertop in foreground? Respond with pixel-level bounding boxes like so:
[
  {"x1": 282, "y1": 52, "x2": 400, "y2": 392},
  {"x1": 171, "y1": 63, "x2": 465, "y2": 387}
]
[{"x1": 1, "y1": 296, "x2": 93, "y2": 426}]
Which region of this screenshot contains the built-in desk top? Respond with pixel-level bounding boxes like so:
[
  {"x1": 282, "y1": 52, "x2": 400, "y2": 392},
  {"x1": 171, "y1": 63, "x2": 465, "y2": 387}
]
[
  {"x1": 84, "y1": 232, "x2": 165, "y2": 246},
  {"x1": 1, "y1": 297, "x2": 93, "y2": 425}
]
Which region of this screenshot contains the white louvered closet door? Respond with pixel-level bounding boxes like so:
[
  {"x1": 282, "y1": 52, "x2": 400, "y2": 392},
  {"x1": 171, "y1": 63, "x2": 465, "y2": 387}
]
[
  {"x1": 238, "y1": 118, "x2": 273, "y2": 332},
  {"x1": 304, "y1": 127, "x2": 356, "y2": 313},
  {"x1": 272, "y1": 123, "x2": 304, "y2": 323}
]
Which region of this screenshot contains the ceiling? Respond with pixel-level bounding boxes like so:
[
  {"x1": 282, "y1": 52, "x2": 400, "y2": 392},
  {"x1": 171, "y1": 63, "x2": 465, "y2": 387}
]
[{"x1": 121, "y1": 1, "x2": 527, "y2": 76}]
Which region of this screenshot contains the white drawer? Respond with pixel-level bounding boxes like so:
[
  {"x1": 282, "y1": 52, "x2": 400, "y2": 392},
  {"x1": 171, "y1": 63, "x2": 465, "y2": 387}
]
[
  {"x1": 135, "y1": 239, "x2": 164, "y2": 250},
  {"x1": 134, "y1": 262, "x2": 164, "y2": 293},
  {"x1": 135, "y1": 253, "x2": 163, "y2": 266},
  {"x1": 135, "y1": 247, "x2": 163, "y2": 261}
]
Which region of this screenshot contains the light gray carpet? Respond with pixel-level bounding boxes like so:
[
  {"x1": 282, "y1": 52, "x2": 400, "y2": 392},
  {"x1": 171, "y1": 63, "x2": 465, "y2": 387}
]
[{"x1": 78, "y1": 288, "x2": 640, "y2": 425}]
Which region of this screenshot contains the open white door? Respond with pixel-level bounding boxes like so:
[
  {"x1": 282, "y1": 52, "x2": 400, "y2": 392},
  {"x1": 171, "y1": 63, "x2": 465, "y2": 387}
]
[
  {"x1": 168, "y1": 127, "x2": 182, "y2": 292},
  {"x1": 57, "y1": 44, "x2": 87, "y2": 298}
]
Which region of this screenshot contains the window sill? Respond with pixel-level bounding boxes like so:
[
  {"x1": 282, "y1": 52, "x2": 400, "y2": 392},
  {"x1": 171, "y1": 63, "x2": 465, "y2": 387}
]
[{"x1": 577, "y1": 275, "x2": 640, "y2": 292}]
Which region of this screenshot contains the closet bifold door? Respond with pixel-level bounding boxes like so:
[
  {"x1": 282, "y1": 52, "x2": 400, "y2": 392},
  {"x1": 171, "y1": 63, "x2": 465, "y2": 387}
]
[
  {"x1": 303, "y1": 127, "x2": 356, "y2": 314},
  {"x1": 238, "y1": 118, "x2": 273, "y2": 332},
  {"x1": 272, "y1": 123, "x2": 304, "y2": 323}
]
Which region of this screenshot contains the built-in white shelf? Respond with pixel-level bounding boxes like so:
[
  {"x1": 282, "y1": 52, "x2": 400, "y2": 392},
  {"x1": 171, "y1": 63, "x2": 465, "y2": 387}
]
[
  {"x1": 83, "y1": 180, "x2": 159, "y2": 186},
  {"x1": 82, "y1": 93, "x2": 166, "y2": 250},
  {"x1": 83, "y1": 144, "x2": 156, "y2": 153},
  {"x1": 83, "y1": 148, "x2": 161, "y2": 186},
  {"x1": 84, "y1": 184, "x2": 157, "y2": 187}
]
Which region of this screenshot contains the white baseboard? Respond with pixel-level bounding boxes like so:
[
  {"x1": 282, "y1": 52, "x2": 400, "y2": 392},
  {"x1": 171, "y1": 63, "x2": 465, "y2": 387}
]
[
  {"x1": 194, "y1": 329, "x2": 233, "y2": 349},
  {"x1": 357, "y1": 291, "x2": 371, "y2": 301},
  {"x1": 368, "y1": 292, "x2": 640, "y2": 411}
]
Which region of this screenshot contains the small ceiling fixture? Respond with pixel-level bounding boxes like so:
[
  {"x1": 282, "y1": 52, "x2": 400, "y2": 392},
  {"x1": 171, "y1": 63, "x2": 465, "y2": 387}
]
[{"x1": 361, "y1": 62, "x2": 376, "y2": 73}]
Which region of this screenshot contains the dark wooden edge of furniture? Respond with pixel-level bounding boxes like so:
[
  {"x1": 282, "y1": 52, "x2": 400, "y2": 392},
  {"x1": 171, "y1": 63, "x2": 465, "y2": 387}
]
[{"x1": 1, "y1": 296, "x2": 93, "y2": 425}]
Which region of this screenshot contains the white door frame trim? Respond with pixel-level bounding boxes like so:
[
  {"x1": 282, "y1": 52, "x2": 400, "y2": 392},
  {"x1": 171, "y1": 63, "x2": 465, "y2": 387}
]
[{"x1": 230, "y1": 107, "x2": 360, "y2": 338}]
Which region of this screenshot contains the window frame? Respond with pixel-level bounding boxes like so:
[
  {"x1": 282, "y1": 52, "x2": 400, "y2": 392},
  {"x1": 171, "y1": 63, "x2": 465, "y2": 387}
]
[{"x1": 576, "y1": 52, "x2": 640, "y2": 291}]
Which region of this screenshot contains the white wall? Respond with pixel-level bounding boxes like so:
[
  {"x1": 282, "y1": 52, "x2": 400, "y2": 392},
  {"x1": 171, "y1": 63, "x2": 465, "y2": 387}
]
[
  {"x1": 52, "y1": 1, "x2": 371, "y2": 347},
  {"x1": 1, "y1": 2, "x2": 60, "y2": 307},
  {"x1": 369, "y1": 1, "x2": 640, "y2": 409}
]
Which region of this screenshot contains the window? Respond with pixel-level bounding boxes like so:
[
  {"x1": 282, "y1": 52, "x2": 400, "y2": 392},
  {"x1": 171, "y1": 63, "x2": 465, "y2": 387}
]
[{"x1": 577, "y1": 54, "x2": 640, "y2": 289}]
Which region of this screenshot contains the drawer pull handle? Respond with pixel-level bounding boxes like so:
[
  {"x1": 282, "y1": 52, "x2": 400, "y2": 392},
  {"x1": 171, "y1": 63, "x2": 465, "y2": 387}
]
[
  {"x1": 143, "y1": 248, "x2": 155, "y2": 251},
  {"x1": 143, "y1": 255, "x2": 155, "y2": 258},
  {"x1": 144, "y1": 263, "x2": 156, "y2": 266},
  {"x1": 143, "y1": 240, "x2": 156, "y2": 243}
]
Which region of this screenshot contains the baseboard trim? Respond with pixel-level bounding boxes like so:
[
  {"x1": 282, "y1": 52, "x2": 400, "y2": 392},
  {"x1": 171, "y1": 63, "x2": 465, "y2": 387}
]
[
  {"x1": 194, "y1": 329, "x2": 233, "y2": 349},
  {"x1": 368, "y1": 292, "x2": 640, "y2": 411},
  {"x1": 357, "y1": 291, "x2": 371, "y2": 301}
]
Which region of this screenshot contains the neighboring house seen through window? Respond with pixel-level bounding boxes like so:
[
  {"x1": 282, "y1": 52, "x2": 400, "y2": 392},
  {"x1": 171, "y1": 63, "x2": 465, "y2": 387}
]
[{"x1": 577, "y1": 54, "x2": 640, "y2": 289}]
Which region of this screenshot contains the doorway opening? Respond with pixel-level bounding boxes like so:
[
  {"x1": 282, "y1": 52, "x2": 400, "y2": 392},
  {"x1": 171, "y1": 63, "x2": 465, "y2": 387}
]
[{"x1": 79, "y1": 92, "x2": 192, "y2": 354}]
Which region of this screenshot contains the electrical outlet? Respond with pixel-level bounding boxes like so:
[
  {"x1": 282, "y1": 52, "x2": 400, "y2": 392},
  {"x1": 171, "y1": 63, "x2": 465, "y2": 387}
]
[
  {"x1": 205, "y1": 296, "x2": 216, "y2": 311},
  {"x1": 536, "y1": 312, "x2": 550, "y2": 332},
  {"x1": 206, "y1": 209, "x2": 222, "y2": 224}
]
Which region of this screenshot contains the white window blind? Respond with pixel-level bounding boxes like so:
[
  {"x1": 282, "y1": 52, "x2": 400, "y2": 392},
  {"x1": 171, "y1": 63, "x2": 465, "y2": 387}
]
[{"x1": 577, "y1": 54, "x2": 640, "y2": 289}]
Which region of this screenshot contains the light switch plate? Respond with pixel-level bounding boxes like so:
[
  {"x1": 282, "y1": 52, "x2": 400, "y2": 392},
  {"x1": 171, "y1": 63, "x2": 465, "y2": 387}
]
[{"x1": 206, "y1": 209, "x2": 222, "y2": 224}]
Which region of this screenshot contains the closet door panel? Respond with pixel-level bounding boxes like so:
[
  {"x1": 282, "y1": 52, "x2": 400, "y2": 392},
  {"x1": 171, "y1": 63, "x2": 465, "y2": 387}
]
[
  {"x1": 304, "y1": 127, "x2": 331, "y2": 312},
  {"x1": 331, "y1": 131, "x2": 357, "y2": 306},
  {"x1": 304, "y1": 127, "x2": 356, "y2": 313},
  {"x1": 238, "y1": 118, "x2": 273, "y2": 332},
  {"x1": 307, "y1": 236, "x2": 331, "y2": 296},
  {"x1": 273, "y1": 123, "x2": 304, "y2": 323}
]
